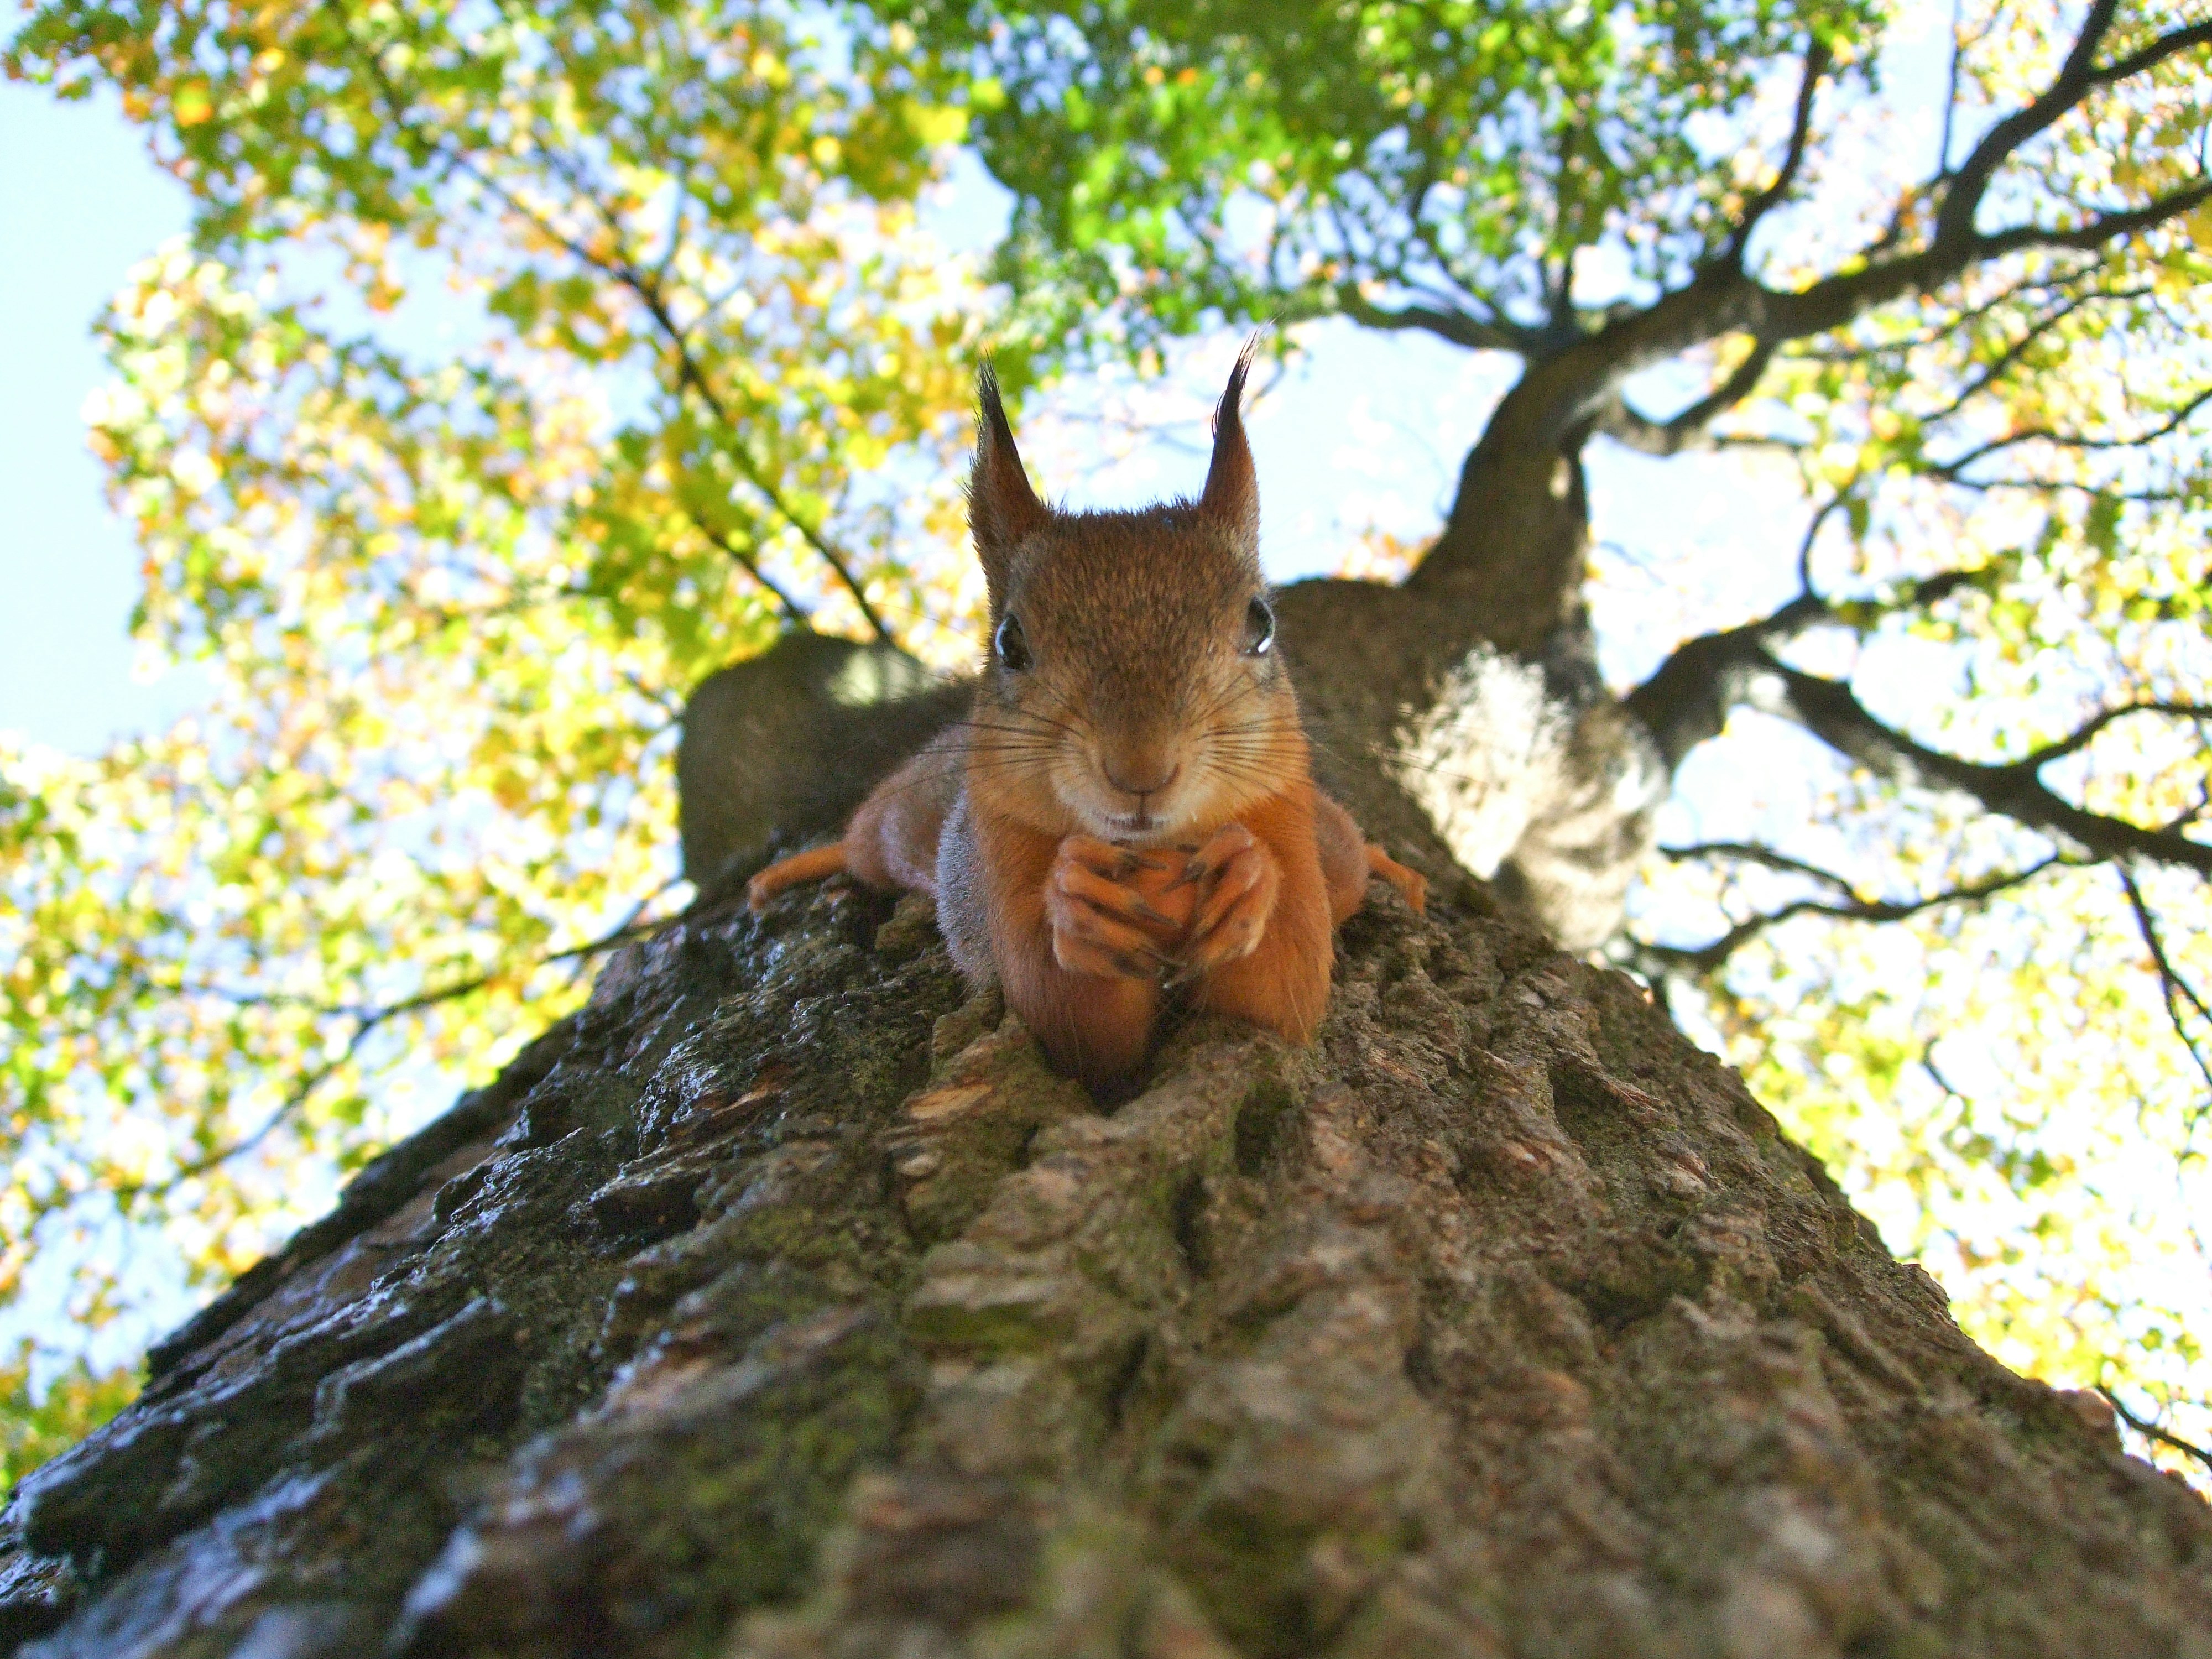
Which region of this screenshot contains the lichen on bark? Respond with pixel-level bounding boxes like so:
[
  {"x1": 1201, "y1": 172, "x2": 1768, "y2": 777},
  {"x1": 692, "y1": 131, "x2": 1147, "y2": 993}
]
[{"x1": 3, "y1": 853, "x2": 2205, "y2": 1658}]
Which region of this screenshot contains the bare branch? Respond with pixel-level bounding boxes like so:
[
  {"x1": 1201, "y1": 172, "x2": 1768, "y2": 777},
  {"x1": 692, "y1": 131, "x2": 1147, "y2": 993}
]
[
  {"x1": 2099, "y1": 1387, "x2": 2212, "y2": 1473},
  {"x1": 1929, "y1": 385, "x2": 2212, "y2": 478},
  {"x1": 2089, "y1": 19, "x2": 2212, "y2": 87},
  {"x1": 1932, "y1": 0, "x2": 2122, "y2": 254},
  {"x1": 1916, "y1": 286, "x2": 2147, "y2": 423},
  {"x1": 1658, "y1": 840, "x2": 1860, "y2": 894},
  {"x1": 1780, "y1": 267, "x2": 2115, "y2": 365},
  {"x1": 1468, "y1": 8, "x2": 2211, "y2": 461},
  {"x1": 1728, "y1": 39, "x2": 1832, "y2": 263},
  {"x1": 605, "y1": 276, "x2": 899, "y2": 646},
  {"x1": 1636, "y1": 854, "x2": 2071, "y2": 976},
  {"x1": 679, "y1": 503, "x2": 813, "y2": 628},
  {"x1": 1598, "y1": 337, "x2": 1780, "y2": 455},
  {"x1": 2116, "y1": 866, "x2": 2212, "y2": 1098},
  {"x1": 2009, "y1": 702, "x2": 2212, "y2": 773},
  {"x1": 1338, "y1": 289, "x2": 1531, "y2": 354},
  {"x1": 1936, "y1": 0, "x2": 1968, "y2": 176},
  {"x1": 109, "y1": 899, "x2": 679, "y2": 1206},
  {"x1": 1626, "y1": 627, "x2": 2212, "y2": 879}
]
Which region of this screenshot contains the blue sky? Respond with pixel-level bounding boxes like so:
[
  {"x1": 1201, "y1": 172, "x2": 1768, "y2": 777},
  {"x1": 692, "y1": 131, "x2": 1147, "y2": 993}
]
[{"x1": 0, "y1": 77, "x2": 208, "y2": 753}]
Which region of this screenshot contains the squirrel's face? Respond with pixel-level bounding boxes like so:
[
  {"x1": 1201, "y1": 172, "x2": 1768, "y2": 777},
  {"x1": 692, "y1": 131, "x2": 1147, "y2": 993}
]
[
  {"x1": 963, "y1": 350, "x2": 1305, "y2": 844},
  {"x1": 980, "y1": 510, "x2": 1302, "y2": 843}
]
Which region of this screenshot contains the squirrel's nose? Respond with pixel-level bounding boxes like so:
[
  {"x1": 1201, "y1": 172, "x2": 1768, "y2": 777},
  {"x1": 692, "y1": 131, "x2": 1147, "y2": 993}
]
[{"x1": 1102, "y1": 759, "x2": 1181, "y2": 799}]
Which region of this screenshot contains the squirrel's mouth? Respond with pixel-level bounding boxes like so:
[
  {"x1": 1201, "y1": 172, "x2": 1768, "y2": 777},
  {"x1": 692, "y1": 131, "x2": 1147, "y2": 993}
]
[
  {"x1": 1088, "y1": 798, "x2": 1194, "y2": 845},
  {"x1": 1055, "y1": 755, "x2": 1198, "y2": 846}
]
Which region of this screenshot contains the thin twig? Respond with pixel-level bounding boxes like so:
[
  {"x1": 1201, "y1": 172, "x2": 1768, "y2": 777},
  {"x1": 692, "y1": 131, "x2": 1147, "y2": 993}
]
[
  {"x1": 1659, "y1": 840, "x2": 1861, "y2": 895},
  {"x1": 2098, "y1": 1387, "x2": 2212, "y2": 1472},
  {"x1": 109, "y1": 895, "x2": 681, "y2": 1204},
  {"x1": 1637, "y1": 854, "x2": 2072, "y2": 975},
  {"x1": 2115, "y1": 866, "x2": 2212, "y2": 1099},
  {"x1": 680, "y1": 504, "x2": 812, "y2": 626}
]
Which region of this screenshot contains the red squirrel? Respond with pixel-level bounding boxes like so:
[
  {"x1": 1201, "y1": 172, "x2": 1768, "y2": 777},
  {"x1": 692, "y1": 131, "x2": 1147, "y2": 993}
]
[{"x1": 748, "y1": 348, "x2": 1425, "y2": 1091}]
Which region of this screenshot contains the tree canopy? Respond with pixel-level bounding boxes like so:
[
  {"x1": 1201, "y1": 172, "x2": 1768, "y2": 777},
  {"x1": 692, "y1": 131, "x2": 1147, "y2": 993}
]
[
  {"x1": 1, "y1": 0, "x2": 990, "y2": 1450},
  {"x1": 3, "y1": 0, "x2": 2210, "y2": 1489}
]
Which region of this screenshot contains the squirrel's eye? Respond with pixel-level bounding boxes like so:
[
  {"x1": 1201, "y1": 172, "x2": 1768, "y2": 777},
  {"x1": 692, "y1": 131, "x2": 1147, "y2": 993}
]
[
  {"x1": 1243, "y1": 597, "x2": 1276, "y2": 656},
  {"x1": 995, "y1": 612, "x2": 1032, "y2": 672}
]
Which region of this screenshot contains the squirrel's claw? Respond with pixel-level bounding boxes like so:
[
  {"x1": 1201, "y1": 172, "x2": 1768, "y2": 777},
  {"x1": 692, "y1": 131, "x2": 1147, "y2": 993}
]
[
  {"x1": 1167, "y1": 823, "x2": 1277, "y2": 979},
  {"x1": 1047, "y1": 841, "x2": 1190, "y2": 981}
]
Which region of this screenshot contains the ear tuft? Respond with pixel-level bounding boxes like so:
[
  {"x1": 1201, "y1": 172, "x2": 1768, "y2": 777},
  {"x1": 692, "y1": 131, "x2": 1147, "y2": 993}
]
[
  {"x1": 1198, "y1": 335, "x2": 1261, "y2": 556},
  {"x1": 969, "y1": 363, "x2": 1047, "y2": 612}
]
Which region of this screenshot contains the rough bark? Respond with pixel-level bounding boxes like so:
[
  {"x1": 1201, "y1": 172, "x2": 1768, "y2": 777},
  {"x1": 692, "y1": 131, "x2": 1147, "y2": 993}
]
[{"x1": 5, "y1": 841, "x2": 2206, "y2": 1657}]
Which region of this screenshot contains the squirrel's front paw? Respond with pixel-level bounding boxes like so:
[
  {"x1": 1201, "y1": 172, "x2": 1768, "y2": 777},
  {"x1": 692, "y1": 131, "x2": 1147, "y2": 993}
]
[
  {"x1": 1171, "y1": 823, "x2": 1280, "y2": 979},
  {"x1": 1046, "y1": 835, "x2": 1188, "y2": 980}
]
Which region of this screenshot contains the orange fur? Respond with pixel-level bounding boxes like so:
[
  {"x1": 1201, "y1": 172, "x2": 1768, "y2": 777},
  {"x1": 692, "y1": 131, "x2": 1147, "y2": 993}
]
[
  {"x1": 1185, "y1": 782, "x2": 1335, "y2": 1044},
  {"x1": 747, "y1": 841, "x2": 850, "y2": 910},
  {"x1": 1365, "y1": 844, "x2": 1428, "y2": 914},
  {"x1": 973, "y1": 805, "x2": 1161, "y2": 1089}
]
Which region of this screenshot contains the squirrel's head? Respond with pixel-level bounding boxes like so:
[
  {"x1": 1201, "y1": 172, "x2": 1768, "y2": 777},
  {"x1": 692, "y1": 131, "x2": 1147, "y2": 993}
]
[{"x1": 963, "y1": 344, "x2": 1304, "y2": 846}]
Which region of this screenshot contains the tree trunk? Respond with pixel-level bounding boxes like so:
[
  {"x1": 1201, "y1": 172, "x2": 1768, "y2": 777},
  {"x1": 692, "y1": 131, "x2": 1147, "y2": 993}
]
[
  {"x1": 5, "y1": 845, "x2": 2207, "y2": 1657},
  {"x1": 5, "y1": 395, "x2": 2204, "y2": 1657}
]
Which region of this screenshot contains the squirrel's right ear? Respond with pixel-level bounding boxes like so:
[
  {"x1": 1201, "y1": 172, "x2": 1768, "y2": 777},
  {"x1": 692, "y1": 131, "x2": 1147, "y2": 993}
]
[
  {"x1": 969, "y1": 364, "x2": 1047, "y2": 610},
  {"x1": 1198, "y1": 337, "x2": 1260, "y2": 560}
]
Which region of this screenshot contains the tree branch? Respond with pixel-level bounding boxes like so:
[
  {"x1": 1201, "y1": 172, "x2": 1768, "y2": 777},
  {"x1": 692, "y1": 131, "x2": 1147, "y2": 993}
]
[
  {"x1": 1933, "y1": 0, "x2": 2121, "y2": 254},
  {"x1": 1634, "y1": 854, "x2": 2070, "y2": 977},
  {"x1": 2115, "y1": 865, "x2": 2212, "y2": 1098},
  {"x1": 1598, "y1": 337, "x2": 1780, "y2": 454},
  {"x1": 108, "y1": 899, "x2": 679, "y2": 1207},
  {"x1": 341, "y1": 16, "x2": 895, "y2": 645},
  {"x1": 1459, "y1": 8, "x2": 2210, "y2": 460},
  {"x1": 579, "y1": 249, "x2": 899, "y2": 647},
  {"x1": 1658, "y1": 839, "x2": 1860, "y2": 894},
  {"x1": 1727, "y1": 39, "x2": 1832, "y2": 263},
  {"x1": 2008, "y1": 702, "x2": 2212, "y2": 773},
  {"x1": 1627, "y1": 625, "x2": 2212, "y2": 879},
  {"x1": 1337, "y1": 289, "x2": 1532, "y2": 354},
  {"x1": 2099, "y1": 1387, "x2": 2212, "y2": 1473},
  {"x1": 678, "y1": 504, "x2": 813, "y2": 628},
  {"x1": 1929, "y1": 385, "x2": 2212, "y2": 478},
  {"x1": 1935, "y1": 0, "x2": 1968, "y2": 176}
]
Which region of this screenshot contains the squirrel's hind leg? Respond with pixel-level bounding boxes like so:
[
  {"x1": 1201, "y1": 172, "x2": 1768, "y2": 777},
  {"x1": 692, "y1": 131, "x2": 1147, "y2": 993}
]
[
  {"x1": 747, "y1": 842, "x2": 851, "y2": 911},
  {"x1": 1365, "y1": 844, "x2": 1427, "y2": 914},
  {"x1": 746, "y1": 735, "x2": 963, "y2": 913}
]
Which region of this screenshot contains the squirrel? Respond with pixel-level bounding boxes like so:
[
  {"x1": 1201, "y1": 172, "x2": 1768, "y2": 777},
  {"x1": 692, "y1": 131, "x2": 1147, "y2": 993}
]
[{"x1": 747, "y1": 346, "x2": 1426, "y2": 1091}]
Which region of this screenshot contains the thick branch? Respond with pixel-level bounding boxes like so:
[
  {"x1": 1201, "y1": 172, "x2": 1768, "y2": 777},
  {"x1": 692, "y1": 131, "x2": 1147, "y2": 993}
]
[
  {"x1": 1932, "y1": 0, "x2": 2121, "y2": 254},
  {"x1": 1445, "y1": 8, "x2": 2210, "y2": 472}
]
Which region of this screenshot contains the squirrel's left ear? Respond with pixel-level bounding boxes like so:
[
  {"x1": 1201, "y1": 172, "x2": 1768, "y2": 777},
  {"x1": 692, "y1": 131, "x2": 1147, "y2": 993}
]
[
  {"x1": 969, "y1": 362, "x2": 1048, "y2": 613},
  {"x1": 1198, "y1": 336, "x2": 1260, "y2": 558}
]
